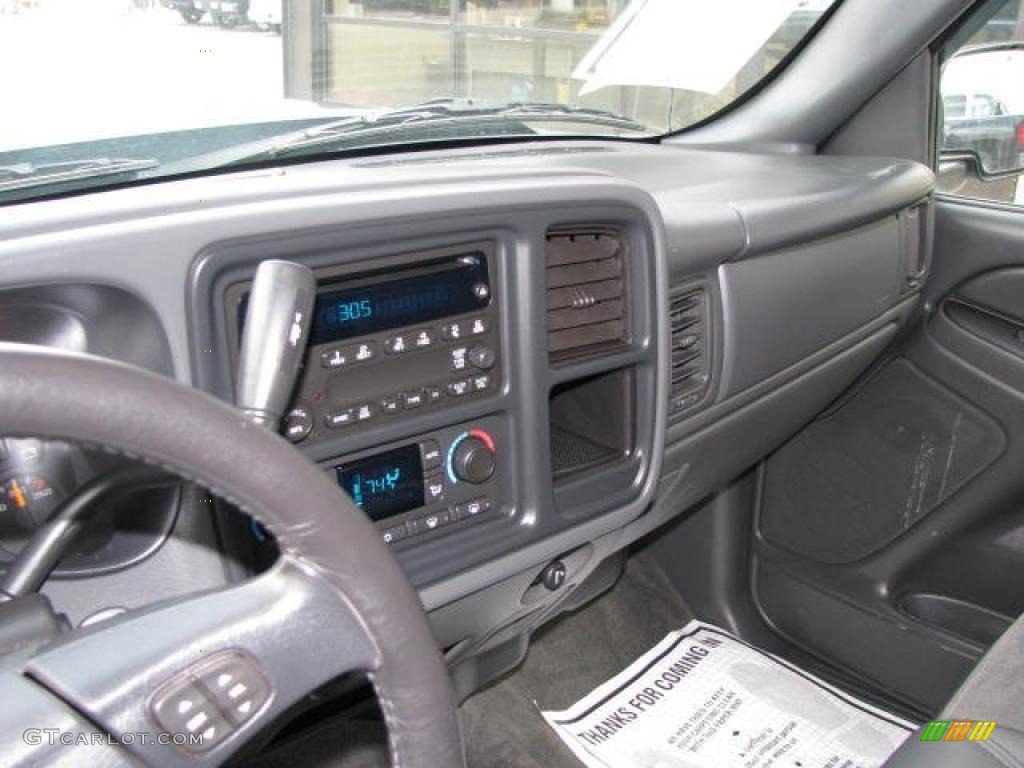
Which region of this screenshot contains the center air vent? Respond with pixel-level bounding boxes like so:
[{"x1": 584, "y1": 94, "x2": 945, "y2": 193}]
[
  {"x1": 669, "y1": 286, "x2": 710, "y2": 415},
  {"x1": 546, "y1": 230, "x2": 628, "y2": 360}
]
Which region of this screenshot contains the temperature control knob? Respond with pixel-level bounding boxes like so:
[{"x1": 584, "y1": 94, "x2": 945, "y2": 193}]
[{"x1": 449, "y1": 430, "x2": 496, "y2": 484}]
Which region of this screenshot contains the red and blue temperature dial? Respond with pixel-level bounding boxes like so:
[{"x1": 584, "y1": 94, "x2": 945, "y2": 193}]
[{"x1": 446, "y1": 428, "x2": 496, "y2": 485}]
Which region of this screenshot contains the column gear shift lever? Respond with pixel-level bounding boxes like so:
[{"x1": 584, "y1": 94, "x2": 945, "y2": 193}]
[{"x1": 236, "y1": 260, "x2": 317, "y2": 431}]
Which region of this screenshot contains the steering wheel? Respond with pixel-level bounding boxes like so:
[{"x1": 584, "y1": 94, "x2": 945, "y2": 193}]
[{"x1": 0, "y1": 343, "x2": 465, "y2": 768}]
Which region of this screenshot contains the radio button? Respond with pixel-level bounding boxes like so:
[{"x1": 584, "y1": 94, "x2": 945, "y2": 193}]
[
  {"x1": 425, "y1": 385, "x2": 443, "y2": 403},
  {"x1": 471, "y1": 374, "x2": 492, "y2": 392},
  {"x1": 421, "y1": 440, "x2": 443, "y2": 471},
  {"x1": 382, "y1": 525, "x2": 407, "y2": 544},
  {"x1": 450, "y1": 346, "x2": 469, "y2": 372},
  {"x1": 413, "y1": 328, "x2": 436, "y2": 349},
  {"x1": 350, "y1": 342, "x2": 376, "y2": 363},
  {"x1": 380, "y1": 395, "x2": 401, "y2": 414},
  {"x1": 441, "y1": 321, "x2": 464, "y2": 341},
  {"x1": 384, "y1": 335, "x2": 409, "y2": 355},
  {"x1": 324, "y1": 409, "x2": 355, "y2": 429},
  {"x1": 402, "y1": 389, "x2": 426, "y2": 409},
  {"x1": 468, "y1": 317, "x2": 488, "y2": 336},
  {"x1": 446, "y1": 378, "x2": 471, "y2": 397},
  {"x1": 354, "y1": 403, "x2": 376, "y2": 422},
  {"x1": 320, "y1": 348, "x2": 349, "y2": 369}
]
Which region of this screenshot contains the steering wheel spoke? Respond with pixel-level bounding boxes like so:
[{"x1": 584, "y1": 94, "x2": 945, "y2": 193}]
[
  {"x1": 26, "y1": 560, "x2": 377, "y2": 763},
  {"x1": 0, "y1": 342, "x2": 463, "y2": 768},
  {"x1": 25, "y1": 557, "x2": 378, "y2": 766}
]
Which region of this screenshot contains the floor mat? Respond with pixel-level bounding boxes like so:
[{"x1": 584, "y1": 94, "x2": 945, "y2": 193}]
[
  {"x1": 462, "y1": 551, "x2": 693, "y2": 768},
  {"x1": 541, "y1": 620, "x2": 917, "y2": 768}
]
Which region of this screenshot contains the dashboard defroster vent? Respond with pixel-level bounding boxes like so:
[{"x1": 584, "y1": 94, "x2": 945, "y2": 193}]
[
  {"x1": 546, "y1": 230, "x2": 628, "y2": 360},
  {"x1": 669, "y1": 286, "x2": 710, "y2": 415}
]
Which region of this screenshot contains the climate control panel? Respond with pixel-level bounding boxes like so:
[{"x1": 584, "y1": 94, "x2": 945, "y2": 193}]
[{"x1": 324, "y1": 418, "x2": 506, "y2": 547}]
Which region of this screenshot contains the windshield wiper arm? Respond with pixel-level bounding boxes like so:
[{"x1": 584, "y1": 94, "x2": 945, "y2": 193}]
[
  {"x1": 260, "y1": 98, "x2": 648, "y2": 159},
  {"x1": 0, "y1": 157, "x2": 160, "y2": 193}
]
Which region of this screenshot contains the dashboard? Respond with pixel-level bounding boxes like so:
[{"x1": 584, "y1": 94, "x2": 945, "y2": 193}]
[{"x1": 0, "y1": 140, "x2": 933, "y2": 687}]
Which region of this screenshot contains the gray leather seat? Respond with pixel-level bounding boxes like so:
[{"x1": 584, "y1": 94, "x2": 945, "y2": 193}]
[{"x1": 883, "y1": 615, "x2": 1024, "y2": 767}]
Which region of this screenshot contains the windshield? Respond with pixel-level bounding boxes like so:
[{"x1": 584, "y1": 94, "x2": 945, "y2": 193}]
[{"x1": 0, "y1": 0, "x2": 836, "y2": 203}]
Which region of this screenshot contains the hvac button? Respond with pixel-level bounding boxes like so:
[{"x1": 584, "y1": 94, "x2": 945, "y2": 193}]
[
  {"x1": 151, "y1": 681, "x2": 231, "y2": 753},
  {"x1": 382, "y1": 524, "x2": 407, "y2": 544},
  {"x1": 455, "y1": 498, "x2": 490, "y2": 521},
  {"x1": 420, "y1": 440, "x2": 443, "y2": 471},
  {"x1": 196, "y1": 653, "x2": 271, "y2": 727},
  {"x1": 425, "y1": 475, "x2": 445, "y2": 504}
]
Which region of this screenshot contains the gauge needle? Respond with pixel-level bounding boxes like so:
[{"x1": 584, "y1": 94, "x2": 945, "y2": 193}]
[{"x1": 10, "y1": 480, "x2": 27, "y2": 510}]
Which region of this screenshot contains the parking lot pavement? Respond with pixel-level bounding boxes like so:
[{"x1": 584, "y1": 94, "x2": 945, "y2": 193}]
[{"x1": 1, "y1": 6, "x2": 340, "y2": 152}]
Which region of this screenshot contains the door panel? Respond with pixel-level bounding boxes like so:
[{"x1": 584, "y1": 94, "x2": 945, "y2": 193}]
[{"x1": 752, "y1": 197, "x2": 1024, "y2": 714}]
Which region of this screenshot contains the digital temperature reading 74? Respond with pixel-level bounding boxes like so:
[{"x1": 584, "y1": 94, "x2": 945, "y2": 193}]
[{"x1": 350, "y1": 467, "x2": 402, "y2": 508}]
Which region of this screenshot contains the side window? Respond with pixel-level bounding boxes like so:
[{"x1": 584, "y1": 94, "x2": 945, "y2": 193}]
[{"x1": 937, "y1": 0, "x2": 1024, "y2": 204}]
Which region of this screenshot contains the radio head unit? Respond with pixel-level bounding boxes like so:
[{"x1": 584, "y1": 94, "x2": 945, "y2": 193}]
[{"x1": 226, "y1": 242, "x2": 501, "y2": 448}]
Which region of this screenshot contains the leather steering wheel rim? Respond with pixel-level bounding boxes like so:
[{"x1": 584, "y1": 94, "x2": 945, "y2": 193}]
[{"x1": 0, "y1": 343, "x2": 464, "y2": 768}]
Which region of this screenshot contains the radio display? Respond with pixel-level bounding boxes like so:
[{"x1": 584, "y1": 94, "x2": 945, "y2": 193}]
[
  {"x1": 311, "y1": 252, "x2": 489, "y2": 345},
  {"x1": 335, "y1": 444, "x2": 424, "y2": 522}
]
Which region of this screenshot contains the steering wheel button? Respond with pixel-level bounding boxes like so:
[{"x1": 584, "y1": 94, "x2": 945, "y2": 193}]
[
  {"x1": 151, "y1": 680, "x2": 232, "y2": 753},
  {"x1": 194, "y1": 653, "x2": 271, "y2": 727}
]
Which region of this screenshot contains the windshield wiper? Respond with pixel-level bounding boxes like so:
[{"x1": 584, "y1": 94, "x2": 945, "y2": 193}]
[
  {"x1": 0, "y1": 157, "x2": 160, "y2": 193},
  {"x1": 248, "y1": 98, "x2": 649, "y2": 161}
]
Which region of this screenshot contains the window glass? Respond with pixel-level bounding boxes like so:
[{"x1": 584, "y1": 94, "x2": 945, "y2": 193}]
[
  {"x1": 0, "y1": 0, "x2": 838, "y2": 205},
  {"x1": 937, "y1": 0, "x2": 1024, "y2": 205}
]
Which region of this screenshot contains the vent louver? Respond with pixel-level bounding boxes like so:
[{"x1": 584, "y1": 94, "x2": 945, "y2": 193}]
[
  {"x1": 546, "y1": 231, "x2": 628, "y2": 360},
  {"x1": 669, "y1": 286, "x2": 710, "y2": 415}
]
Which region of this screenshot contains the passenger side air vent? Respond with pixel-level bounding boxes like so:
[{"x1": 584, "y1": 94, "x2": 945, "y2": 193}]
[
  {"x1": 546, "y1": 230, "x2": 628, "y2": 361},
  {"x1": 669, "y1": 286, "x2": 710, "y2": 416}
]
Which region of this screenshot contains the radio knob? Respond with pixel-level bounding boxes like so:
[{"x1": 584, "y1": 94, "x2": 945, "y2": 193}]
[
  {"x1": 452, "y1": 436, "x2": 495, "y2": 484},
  {"x1": 468, "y1": 344, "x2": 496, "y2": 370}
]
